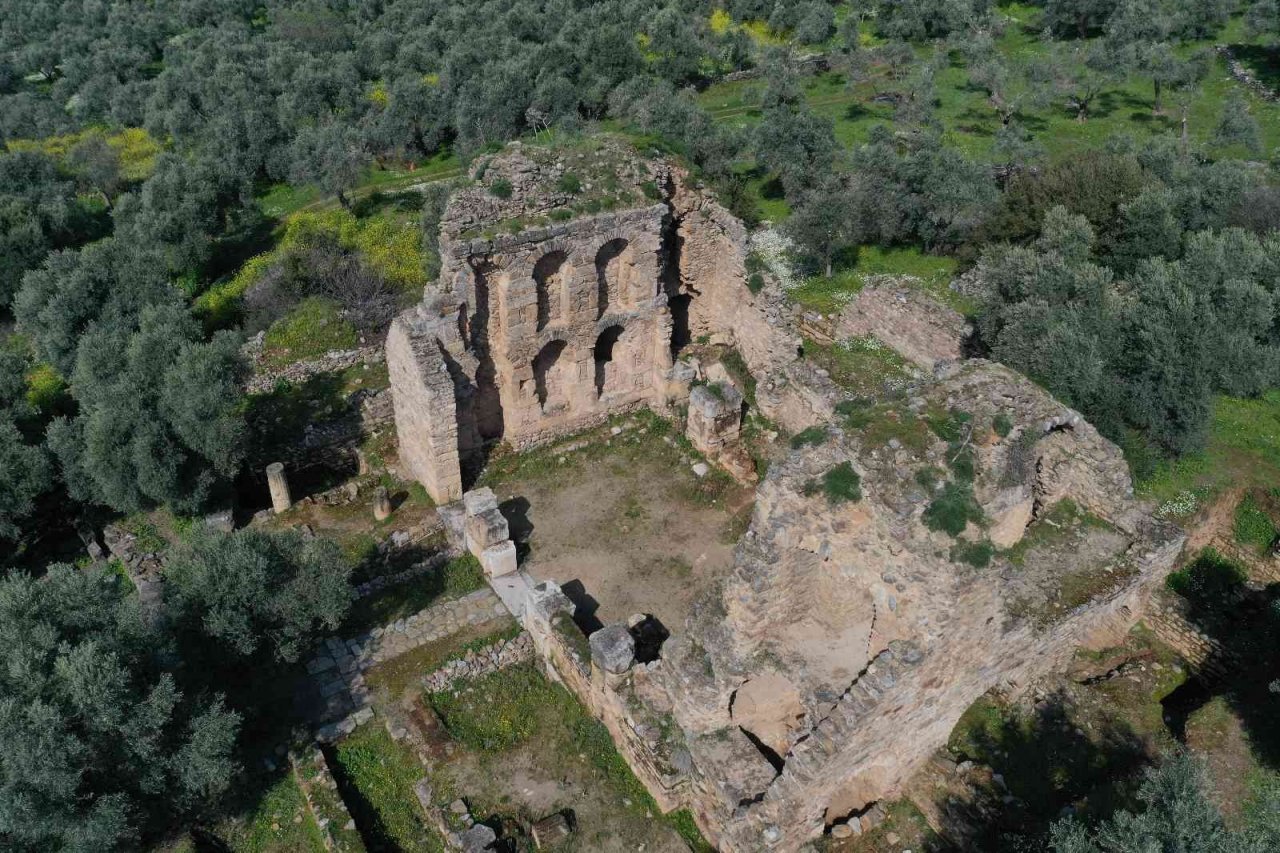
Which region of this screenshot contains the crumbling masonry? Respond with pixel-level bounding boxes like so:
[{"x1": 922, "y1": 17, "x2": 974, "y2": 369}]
[
  {"x1": 387, "y1": 139, "x2": 762, "y2": 503},
  {"x1": 389, "y1": 140, "x2": 1186, "y2": 851}
]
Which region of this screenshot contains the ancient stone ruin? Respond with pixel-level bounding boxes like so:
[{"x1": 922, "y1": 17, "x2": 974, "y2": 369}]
[
  {"x1": 388, "y1": 139, "x2": 1186, "y2": 851},
  {"x1": 387, "y1": 137, "x2": 758, "y2": 503}
]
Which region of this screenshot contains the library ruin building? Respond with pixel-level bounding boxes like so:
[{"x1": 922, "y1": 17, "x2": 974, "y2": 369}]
[{"x1": 387, "y1": 139, "x2": 1185, "y2": 851}]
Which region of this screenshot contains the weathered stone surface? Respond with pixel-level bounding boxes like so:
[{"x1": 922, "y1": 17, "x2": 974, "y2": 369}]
[
  {"x1": 589, "y1": 624, "x2": 635, "y2": 674},
  {"x1": 649, "y1": 360, "x2": 1184, "y2": 852},
  {"x1": 479, "y1": 540, "x2": 518, "y2": 577},
  {"x1": 388, "y1": 136, "x2": 770, "y2": 498},
  {"x1": 460, "y1": 823, "x2": 497, "y2": 852},
  {"x1": 835, "y1": 280, "x2": 971, "y2": 371}
]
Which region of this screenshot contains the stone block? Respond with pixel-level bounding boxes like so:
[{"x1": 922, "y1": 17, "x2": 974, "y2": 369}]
[
  {"x1": 532, "y1": 813, "x2": 573, "y2": 848},
  {"x1": 480, "y1": 540, "x2": 518, "y2": 577},
  {"x1": 524, "y1": 578, "x2": 576, "y2": 617},
  {"x1": 463, "y1": 487, "x2": 499, "y2": 517},
  {"x1": 439, "y1": 502, "x2": 467, "y2": 550},
  {"x1": 465, "y1": 507, "x2": 510, "y2": 554},
  {"x1": 589, "y1": 624, "x2": 635, "y2": 675},
  {"x1": 460, "y1": 824, "x2": 497, "y2": 853}
]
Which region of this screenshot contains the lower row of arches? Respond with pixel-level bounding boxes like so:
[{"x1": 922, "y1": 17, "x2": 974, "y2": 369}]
[{"x1": 532, "y1": 324, "x2": 630, "y2": 409}]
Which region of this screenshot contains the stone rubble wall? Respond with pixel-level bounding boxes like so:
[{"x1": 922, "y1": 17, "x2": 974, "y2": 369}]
[
  {"x1": 310, "y1": 588, "x2": 509, "y2": 740},
  {"x1": 244, "y1": 340, "x2": 385, "y2": 395},
  {"x1": 420, "y1": 632, "x2": 534, "y2": 693},
  {"x1": 292, "y1": 747, "x2": 367, "y2": 852},
  {"x1": 1217, "y1": 45, "x2": 1280, "y2": 103},
  {"x1": 1145, "y1": 594, "x2": 1240, "y2": 682},
  {"x1": 517, "y1": 580, "x2": 692, "y2": 812}
]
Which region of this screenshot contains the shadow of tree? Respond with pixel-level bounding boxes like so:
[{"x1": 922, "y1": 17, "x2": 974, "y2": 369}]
[
  {"x1": 1161, "y1": 550, "x2": 1280, "y2": 770},
  {"x1": 933, "y1": 692, "x2": 1149, "y2": 851}
]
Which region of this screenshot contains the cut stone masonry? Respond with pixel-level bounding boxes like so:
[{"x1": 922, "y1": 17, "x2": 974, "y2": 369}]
[{"x1": 385, "y1": 138, "x2": 1187, "y2": 853}]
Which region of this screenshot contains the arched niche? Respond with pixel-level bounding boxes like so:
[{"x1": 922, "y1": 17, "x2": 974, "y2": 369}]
[
  {"x1": 595, "y1": 238, "x2": 630, "y2": 319},
  {"x1": 593, "y1": 324, "x2": 626, "y2": 398},
  {"x1": 533, "y1": 250, "x2": 568, "y2": 332},
  {"x1": 533, "y1": 339, "x2": 568, "y2": 410}
]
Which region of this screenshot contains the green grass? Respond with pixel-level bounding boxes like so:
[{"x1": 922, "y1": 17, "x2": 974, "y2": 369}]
[
  {"x1": 428, "y1": 662, "x2": 706, "y2": 847},
  {"x1": 259, "y1": 149, "x2": 463, "y2": 219},
  {"x1": 262, "y1": 297, "x2": 359, "y2": 367},
  {"x1": 805, "y1": 461, "x2": 862, "y2": 504},
  {"x1": 923, "y1": 480, "x2": 983, "y2": 537},
  {"x1": 117, "y1": 512, "x2": 167, "y2": 553},
  {"x1": 787, "y1": 246, "x2": 961, "y2": 315},
  {"x1": 1138, "y1": 392, "x2": 1280, "y2": 514},
  {"x1": 1003, "y1": 498, "x2": 1112, "y2": 566},
  {"x1": 1233, "y1": 493, "x2": 1277, "y2": 554},
  {"x1": 239, "y1": 773, "x2": 327, "y2": 853},
  {"x1": 329, "y1": 725, "x2": 444, "y2": 852},
  {"x1": 803, "y1": 334, "x2": 918, "y2": 399},
  {"x1": 789, "y1": 425, "x2": 828, "y2": 449}
]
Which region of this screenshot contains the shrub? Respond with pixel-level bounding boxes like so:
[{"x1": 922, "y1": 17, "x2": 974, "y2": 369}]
[
  {"x1": 747, "y1": 271, "x2": 765, "y2": 294},
  {"x1": 641, "y1": 180, "x2": 662, "y2": 200},
  {"x1": 817, "y1": 461, "x2": 862, "y2": 504},
  {"x1": 557, "y1": 172, "x2": 582, "y2": 194},
  {"x1": 790, "y1": 425, "x2": 828, "y2": 449},
  {"x1": 923, "y1": 480, "x2": 982, "y2": 536},
  {"x1": 993, "y1": 412, "x2": 1014, "y2": 438},
  {"x1": 952, "y1": 539, "x2": 995, "y2": 568},
  {"x1": 926, "y1": 408, "x2": 972, "y2": 443},
  {"x1": 489, "y1": 177, "x2": 513, "y2": 199}
]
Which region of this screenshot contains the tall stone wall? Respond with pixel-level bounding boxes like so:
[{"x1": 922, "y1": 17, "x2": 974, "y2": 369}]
[
  {"x1": 389, "y1": 139, "x2": 766, "y2": 502},
  {"x1": 385, "y1": 312, "x2": 464, "y2": 503}
]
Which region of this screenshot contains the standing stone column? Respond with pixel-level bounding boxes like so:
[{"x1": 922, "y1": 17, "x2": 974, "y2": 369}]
[
  {"x1": 266, "y1": 462, "x2": 292, "y2": 514},
  {"x1": 373, "y1": 487, "x2": 392, "y2": 521}
]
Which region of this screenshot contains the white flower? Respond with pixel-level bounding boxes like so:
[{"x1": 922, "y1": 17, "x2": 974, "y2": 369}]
[{"x1": 749, "y1": 229, "x2": 800, "y2": 291}]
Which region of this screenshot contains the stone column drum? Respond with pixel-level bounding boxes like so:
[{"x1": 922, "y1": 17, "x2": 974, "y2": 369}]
[{"x1": 266, "y1": 462, "x2": 292, "y2": 514}]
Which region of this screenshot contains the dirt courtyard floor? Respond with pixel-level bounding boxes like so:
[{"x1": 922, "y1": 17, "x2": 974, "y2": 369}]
[{"x1": 480, "y1": 414, "x2": 757, "y2": 633}]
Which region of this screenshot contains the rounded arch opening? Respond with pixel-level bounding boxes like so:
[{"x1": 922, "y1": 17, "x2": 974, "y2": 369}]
[
  {"x1": 593, "y1": 324, "x2": 625, "y2": 398},
  {"x1": 533, "y1": 250, "x2": 568, "y2": 331},
  {"x1": 595, "y1": 238, "x2": 629, "y2": 319},
  {"x1": 533, "y1": 339, "x2": 568, "y2": 410}
]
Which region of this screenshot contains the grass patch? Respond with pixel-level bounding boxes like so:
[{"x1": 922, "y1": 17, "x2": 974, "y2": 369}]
[
  {"x1": 329, "y1": 724, "x2": 443, "y2": 852},
  {"x1": 1003, "y1": 499, "x2": 1110, "y2": 566},
  {"x1": 429, "y1": 662, "x2": 696, "y2": 843},
  {"x1": 117, "y1": 512, "x2": 167, "y2": 553},
  {"x1": 952, "y1": 539, "x2": 995, "y2": 569},
  {"x1": 238, "y1": 772, "x2": 327, "y2": 853},
  {"x1": 787, "y1": 246, "x2": 961, "y2": 315},
  {"x1": 1138, "y1": 393, "x2": 1280, "y2": 511},
  {"x1": 1233, "y1": 492, "x2": 1276, "y2": 554},
  {"x1": 343, "y1": 553, "x2": 485, "y2": 635},
  {"x1": 1166, "y1": 547, "x2": 1248, "y2": 605},
  {"x1": 262, "y1": 297, "x2": 358, "y2": 367},
  {"x1": 803, "y1": 335, "x2": 917, "y2": 398}
]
